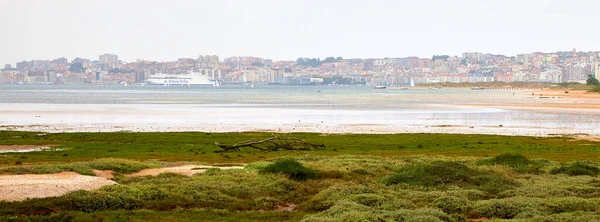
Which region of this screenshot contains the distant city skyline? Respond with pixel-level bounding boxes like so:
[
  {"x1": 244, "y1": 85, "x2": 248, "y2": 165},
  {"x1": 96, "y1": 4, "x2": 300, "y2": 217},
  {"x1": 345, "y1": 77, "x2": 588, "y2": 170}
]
[
  {"x1": 2, "y1": 0, "x2": 600, "y2": 64},
  {"x1": 3, "y1": 48, "x2": 597, "y2": 67}
]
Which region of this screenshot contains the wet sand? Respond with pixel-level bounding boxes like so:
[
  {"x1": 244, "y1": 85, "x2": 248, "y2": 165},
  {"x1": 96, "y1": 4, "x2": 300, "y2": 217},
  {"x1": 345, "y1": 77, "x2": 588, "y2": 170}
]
[{"x1": 1, "y1": 87, "x2": 599, "y2": 139}]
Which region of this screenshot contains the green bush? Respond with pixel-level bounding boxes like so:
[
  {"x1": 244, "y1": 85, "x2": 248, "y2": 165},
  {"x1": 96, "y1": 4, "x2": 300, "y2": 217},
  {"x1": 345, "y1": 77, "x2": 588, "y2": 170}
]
[
  {"x1": 301, "y1": 201, "x2": 455, "y2": 222},
  {"x1": 483, "y1": 153, "x2": 530, "y2": 166},
  {"x1": 64, "y1": 190, "x2": 142, "y2": 213},
  {"x1": 544, "y1": 197, "x2": 600, "y2": 213},
  {"x1": 254, "y1": 197, "x2": 281, "y2": 210},
  {"x1": 350, "y1": 194, "x2": 386, "y2": 207},
  {"x1": 383, "y1": 161, "x2": 518, "y2": 194},
  {"x1": 551, "y1": 162, "x2": 600, "y2": 177},
  {"x1": 434, "y1": 196, "x2": 471, "y2": 214},
  {"x1": 530, "y1": 211, "x2": 600, "y2": 222},
  {"x1": 473, "y1": 199, "x2": 522, "y2": 219},
  {"x1": 259, "y1": 159, "x2": 317, "y2": 181},
  {"x1": 384, "y1": 162, "x2": 472, "y2": 187},
  {"x1": 479, "y1": 153, "x2": 543, "y2": 174}
]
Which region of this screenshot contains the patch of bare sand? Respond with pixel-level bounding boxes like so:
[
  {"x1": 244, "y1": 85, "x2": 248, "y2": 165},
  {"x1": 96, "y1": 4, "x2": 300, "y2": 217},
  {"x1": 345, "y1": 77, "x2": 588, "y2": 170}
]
[
  {"x1": 461, "y1": 102, "x2": 600, "y2": 109},
  {"x1": 126, "y1": 165, "x2": 245, "y2": 177},
  {"x1": 93, "y1": 169, "x2": 114, "y2": 179},
  {"x1": 0, "y1": 172, "x2": 116, "y2": 201},
  {"x1": 275, "y1": 203, "x2": 297, "y2": 212},
  {"x1": 536, "y1": 89, "x2": 600, "y2": 99},
  {"x1": 0, "y1": 144, "x2": 56, "y2": 153}
]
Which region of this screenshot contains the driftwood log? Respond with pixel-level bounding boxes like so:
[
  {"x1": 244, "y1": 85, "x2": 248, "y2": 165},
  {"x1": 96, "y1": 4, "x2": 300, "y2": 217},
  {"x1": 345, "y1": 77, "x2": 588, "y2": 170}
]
[{"x1": 214, "y1": 137, "x2": 325, "y2": 153}]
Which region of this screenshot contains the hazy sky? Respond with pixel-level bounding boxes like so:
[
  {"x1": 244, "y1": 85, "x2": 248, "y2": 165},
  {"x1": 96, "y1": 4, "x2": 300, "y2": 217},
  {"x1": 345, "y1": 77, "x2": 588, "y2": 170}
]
[{"x1": 1, "y1": 0, "x2": 599, "y2": 64}]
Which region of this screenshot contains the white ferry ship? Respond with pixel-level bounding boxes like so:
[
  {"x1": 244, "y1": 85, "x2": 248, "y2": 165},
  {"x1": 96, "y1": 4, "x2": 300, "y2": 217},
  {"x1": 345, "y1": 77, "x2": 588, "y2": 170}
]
[{"x1": 144, "y1": 72, "x2": 217, "y2": 86}]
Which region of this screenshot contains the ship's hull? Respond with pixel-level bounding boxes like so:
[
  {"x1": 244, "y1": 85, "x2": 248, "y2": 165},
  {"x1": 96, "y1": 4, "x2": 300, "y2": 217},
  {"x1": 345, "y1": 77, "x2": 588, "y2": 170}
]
[
  {"x1": 144, "y1": 73, "x2": 216, "y2": 86},
  {"x1": 144, "y1": 79, "x2": 215, "y2": 86}
]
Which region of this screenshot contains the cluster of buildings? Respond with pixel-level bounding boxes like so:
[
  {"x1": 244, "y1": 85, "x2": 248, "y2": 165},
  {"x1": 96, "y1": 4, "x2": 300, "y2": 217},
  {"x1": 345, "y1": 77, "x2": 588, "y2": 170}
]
[{"x1": 2, "y1": 49, "x2": 599, "y2": 85}]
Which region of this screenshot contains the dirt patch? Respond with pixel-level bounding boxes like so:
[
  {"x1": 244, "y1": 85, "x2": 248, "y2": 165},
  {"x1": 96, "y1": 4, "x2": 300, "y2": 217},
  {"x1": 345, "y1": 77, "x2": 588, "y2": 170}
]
[
  {"x1": 0, "y1": 145, "x2": 56, "y2": 153},
  {"x1": 126, "y1": 165, "x2": 244, "y2": 177},
  {"x1": 275, "y1": 203, "x2": 297, "y2": 212},
  {"x1": 93, "y1": 170, "x2": 114, "y2": 179},
  {"x1": 0, "y1": 172, "x2": 116, "y2": 201}
]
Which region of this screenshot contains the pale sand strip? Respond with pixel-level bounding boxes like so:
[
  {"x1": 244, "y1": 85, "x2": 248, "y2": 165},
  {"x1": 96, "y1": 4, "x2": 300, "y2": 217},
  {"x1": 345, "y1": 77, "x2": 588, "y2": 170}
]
[
  {"x1": 126, "y1": 165, "x2": 244, "y2": 177},
  {"x1": 1, "y1": 123, "x2": 599, "y2": 139},
  {"x1": 0, "y1": 145, "x2": 55, "y2": 153},
  {"x1": 0, "y1": 172, "x2": 117, "y2": 201}
]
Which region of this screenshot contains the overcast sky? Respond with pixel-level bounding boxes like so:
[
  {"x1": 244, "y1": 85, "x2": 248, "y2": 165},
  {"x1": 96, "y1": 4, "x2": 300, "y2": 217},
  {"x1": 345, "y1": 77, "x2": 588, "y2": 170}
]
[{"x1": 1, "y1": 0, "x2": 599, "y2": 64}]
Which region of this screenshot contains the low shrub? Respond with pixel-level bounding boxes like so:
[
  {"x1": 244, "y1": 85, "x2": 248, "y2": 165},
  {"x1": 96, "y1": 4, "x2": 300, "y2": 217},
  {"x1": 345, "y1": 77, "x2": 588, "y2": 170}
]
[
  {"x1": 63, "y1": 190, "x2": 142, "y2": 213},
  {"x1": 551, "y1": 162, "x2": 600, "y2": 177},
  {"x1": 383, "y1": 161, "x2": 518, "y2": 194},
  {"x1": 434, "y1": 196, "x2": 471, "y2": 214},
  {"x1": 482, "y1": 153, "x2": 530, "y2": 166},
  {"x1": 473, "y1": 199, "x2": 522, "y2": 219},
  {"x1": 479, "y1": 153, "x2": 543, "y2": 174},
  {"x1": 204, "y1": 168, "x2": 221, "y2": 175},
  {"x1": 297, "y1": 184, "x2": 374, "y2": 212},
  {"x1": 530, "y1": 211, "x2": 600, "y2": 222},
  {"x1": 259, "y1": 159, "x2": 317, "y2": 181},
  {"x1": 543, "y1": 197, "x2": 600, "y2": 214},
  {"x1": 253, "y1": 197, "x2": 281, "y2": 210},
  {"x1": 384, "y1": 162, "x2": 473, "y2": 187},
  {"x1": 301, "y1": 201, "x2": 455, "y2": 222},
  {"x1": 350, "y1": 194, "x2": 386, "y2": 207}
]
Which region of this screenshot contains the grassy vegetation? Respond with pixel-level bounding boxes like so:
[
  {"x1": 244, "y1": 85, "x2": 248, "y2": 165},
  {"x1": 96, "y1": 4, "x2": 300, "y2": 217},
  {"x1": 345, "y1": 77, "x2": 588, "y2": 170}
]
[
  {"x1": 1, "y1": 131, "x2": 600, "y2": 221},
  {"x1": 0, "y1": 210, "x2": 304, "y2": 222},
  {"x1": 551, "y1": 161, "x2": 600, "y2": 177},
  {"x1": 478, "y1": 153, "x2": 545, "y2": 174},
  {"x1": 0, "y1": 158, "x2": 161, "y2": 175},
  {"x1": 383, "y1": 161, "x2": 519, "y2": 194},
  {"x1": 259, "y1": 159, "x2": 317, "y2": 181},
  {"x1": 2, "y1": 131, "x2": 600, "y2": 166}
]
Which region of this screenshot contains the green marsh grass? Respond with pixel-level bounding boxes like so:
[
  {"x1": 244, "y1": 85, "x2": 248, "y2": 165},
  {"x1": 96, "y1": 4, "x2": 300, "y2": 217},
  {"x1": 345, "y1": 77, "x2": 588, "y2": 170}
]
[
  {"x1": 259, "y1": 159, "x2": 317, "y2": 181},
  {"x1": 551, "y1": 161, "x2": 600, "y2": 177},
  {"x1": 2, "y1": 131, "x2": 600, "y2": 221}
]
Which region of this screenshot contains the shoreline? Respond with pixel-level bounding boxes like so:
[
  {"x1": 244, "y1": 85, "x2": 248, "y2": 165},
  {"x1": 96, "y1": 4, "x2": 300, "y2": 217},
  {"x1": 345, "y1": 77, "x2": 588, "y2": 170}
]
[{"x1": 2, "y1": 123, "x2": 598, "y2": 140}]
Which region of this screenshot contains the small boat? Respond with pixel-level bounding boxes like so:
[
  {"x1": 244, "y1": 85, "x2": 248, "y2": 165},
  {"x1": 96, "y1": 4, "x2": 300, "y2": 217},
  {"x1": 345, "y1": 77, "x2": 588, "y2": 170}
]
[
  {"x1": 374, "y1": 85, "x2": 386, "y2": 89},
  {"x1": 471, "y1": 87, "x2": 485, "y2": 90}
]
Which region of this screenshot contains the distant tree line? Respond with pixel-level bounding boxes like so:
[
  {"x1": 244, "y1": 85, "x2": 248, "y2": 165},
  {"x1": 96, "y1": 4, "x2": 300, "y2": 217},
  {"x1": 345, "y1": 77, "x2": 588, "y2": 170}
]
[
  {"x1": 431, "y1": 55, "x2": 450, "y2": 61},
  {"x1": 587, "y1": 75, "x2": 599, "y2": 86},
  {"x1": 296, "y1": 57, "x2": 343, "y2": 67},
  {"x1": 69, "y1": 63, "x2": 86, "y2": 73}
]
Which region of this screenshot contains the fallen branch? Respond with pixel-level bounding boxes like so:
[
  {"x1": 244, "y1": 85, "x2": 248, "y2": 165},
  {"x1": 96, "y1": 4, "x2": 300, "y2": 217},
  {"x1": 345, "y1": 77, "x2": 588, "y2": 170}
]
[{"x1": 214, "y1": 137, "x2": 325, "y2": 153}]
